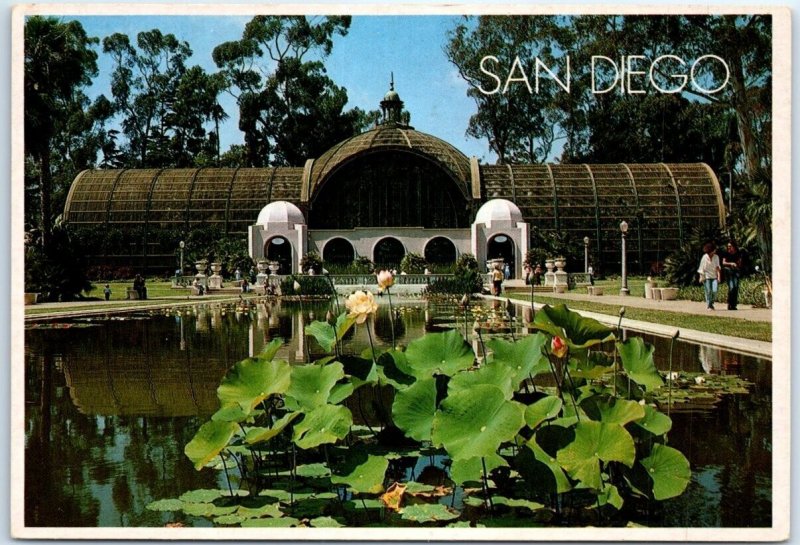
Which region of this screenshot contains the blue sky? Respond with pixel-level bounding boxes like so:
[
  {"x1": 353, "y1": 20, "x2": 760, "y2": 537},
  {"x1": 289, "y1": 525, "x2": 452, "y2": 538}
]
[{"x1": 75, "y1": 14, "x2": 497, "y2": 163}]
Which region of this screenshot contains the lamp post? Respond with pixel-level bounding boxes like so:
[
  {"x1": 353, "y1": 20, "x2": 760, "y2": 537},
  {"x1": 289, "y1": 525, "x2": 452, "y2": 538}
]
[
  {"x1": 619, "y1": 221, "x2": 629, "y2": 296},
  {"x1": 583, "y1": 236, "x2": 590, "y2": 274},
  {"x1": 179, "y1": 241, "x2": 185, "y2": 274}
]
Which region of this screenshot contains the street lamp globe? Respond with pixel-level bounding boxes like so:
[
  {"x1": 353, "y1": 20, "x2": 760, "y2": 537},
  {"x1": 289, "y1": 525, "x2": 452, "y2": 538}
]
[
  {"x1": 619, "y1": 221, "x2": 629, "y2": 296},
  {"x1": 620, "y1": 220, "x2": 628, "y2": 234}
]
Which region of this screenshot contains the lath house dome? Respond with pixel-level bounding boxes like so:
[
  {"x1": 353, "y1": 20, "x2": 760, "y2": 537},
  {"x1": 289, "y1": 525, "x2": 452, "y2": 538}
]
[
  {"x1": 256, "y1": 200, "x2": 305, "y2": 226},
  {"x1": 474, "y1": 199, "x2": 524, "y2": 225},
  {"x1": 309, "y1": 126, "x2": 472, "y2": 199}
]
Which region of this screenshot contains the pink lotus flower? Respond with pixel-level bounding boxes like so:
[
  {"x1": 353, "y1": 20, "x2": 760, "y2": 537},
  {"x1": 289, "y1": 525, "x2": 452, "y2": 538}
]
[
  {"x1": 551, "y1": 336, "x2": 568, "y2": 359},
  {"x1": 377, "y1": 270, "x2": 394, "y2": 290}
]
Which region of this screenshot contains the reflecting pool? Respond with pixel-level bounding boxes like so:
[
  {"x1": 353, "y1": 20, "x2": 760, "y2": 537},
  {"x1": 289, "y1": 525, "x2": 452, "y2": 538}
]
[{"x1": 24, "y1": 300, "x2": 771, "y2": 528}]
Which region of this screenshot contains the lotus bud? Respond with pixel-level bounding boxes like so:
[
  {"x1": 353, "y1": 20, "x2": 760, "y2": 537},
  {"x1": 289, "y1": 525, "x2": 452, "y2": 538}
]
[
  {"x1": 377, "y1": 270, "x2": 394, "y2": 290},
  {"x1": 326, "y1": 310, "x2": 335, "y2": 325},
  {"x1": 551, "y1": 335, "x2": 568, "y2": 359},
  {"x1": 619, "y1": 307, "x2": 626, "y2": 317}
]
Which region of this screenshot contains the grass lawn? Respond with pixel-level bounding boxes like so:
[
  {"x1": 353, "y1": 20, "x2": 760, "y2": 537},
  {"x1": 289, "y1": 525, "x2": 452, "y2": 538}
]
[{"x1": 505, "y1": 292, "x2": 771, "y2": 343}]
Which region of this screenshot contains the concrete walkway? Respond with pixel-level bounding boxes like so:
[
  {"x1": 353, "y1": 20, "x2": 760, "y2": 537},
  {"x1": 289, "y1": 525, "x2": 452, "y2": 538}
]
[{"x1": 486, "y1": 284, "x2": 772, "y2": 359}]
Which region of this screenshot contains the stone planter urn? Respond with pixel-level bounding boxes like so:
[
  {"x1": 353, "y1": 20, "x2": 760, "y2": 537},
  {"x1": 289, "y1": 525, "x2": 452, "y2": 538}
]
[
  {"x1": 208, "y1": 262, "x2": 223, "y2": 290},
  {"x1": 256, "y1": 260, "x2": 270, "y2": 286},
  {"x1": 644, "y1": 276, "x2": 657, "y2": 299},
  {"x1": 268, "y1": 261, "x2": 281, "y2": 275},
  {"x1": 195, "y1": 260, "x2": 208, "y2": 276},
  {"x1": 553, "y1": 256, "x2": 568, "y2": 287},
  {"x1": 544, "y1": 259, "x2": 556, "y2": 287},
  {"x1": 24, "y1": 293, "x2": 39, "y2": 305}
]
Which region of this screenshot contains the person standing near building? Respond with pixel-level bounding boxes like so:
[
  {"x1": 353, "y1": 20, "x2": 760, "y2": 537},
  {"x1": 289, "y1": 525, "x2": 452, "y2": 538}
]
[
  {"x1": 492, "y1": 263, "x2": 504, "y2": 295},
  {"x1": 103, "y1": 284, "x2": 112, "y2": 301},
  {"x1": 722, "y1": 240, "x2": 744, "y2": 310},
  {"x1": 697, "y1": 242, "x2": 721, "y2": 310}
]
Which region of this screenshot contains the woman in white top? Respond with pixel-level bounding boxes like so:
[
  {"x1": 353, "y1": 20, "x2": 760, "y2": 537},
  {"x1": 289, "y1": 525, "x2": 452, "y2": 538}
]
[{"x1": 697, "y1": 242, "x2": 721, "y2": 310}]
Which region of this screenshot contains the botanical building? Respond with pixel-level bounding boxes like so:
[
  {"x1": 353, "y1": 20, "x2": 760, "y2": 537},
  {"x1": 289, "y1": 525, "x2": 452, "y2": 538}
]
[{"x1": 63, "y1": 85, "x2": 725, "y2": 276}]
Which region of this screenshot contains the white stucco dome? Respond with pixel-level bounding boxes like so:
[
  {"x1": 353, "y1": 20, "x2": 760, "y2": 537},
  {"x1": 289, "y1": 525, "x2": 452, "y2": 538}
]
[
  {"x1": 474, "y1": 199, "x2": 523, "y2": 225},
  {"x1": 256, "y1": 201, "x2": 305, "y2": 226}
]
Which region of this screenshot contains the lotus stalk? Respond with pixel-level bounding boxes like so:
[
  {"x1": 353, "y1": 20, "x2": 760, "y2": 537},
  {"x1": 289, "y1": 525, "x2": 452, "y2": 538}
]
[{"x1": 377, "y1": 270, "x2": 396, "y2": 349}]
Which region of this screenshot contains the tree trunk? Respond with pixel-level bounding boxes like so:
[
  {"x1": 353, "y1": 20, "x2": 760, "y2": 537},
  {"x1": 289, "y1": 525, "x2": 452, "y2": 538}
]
[
  {"x1": 39, "y1": 148, "x2": 52, "y2": 250},
  {"x1": 729, "y1": 60, "x2": 760, "y2": 178}
]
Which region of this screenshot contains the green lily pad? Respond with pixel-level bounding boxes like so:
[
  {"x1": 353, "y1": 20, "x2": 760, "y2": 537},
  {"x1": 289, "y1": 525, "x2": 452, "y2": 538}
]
[
  {"x1": 146, "y1": 498, "x2": 184, "y2": 512},
  {"x1": 214, "y1": 514, "x2": 245, "y2": 525},
  {"x1": 287, "y1": 362, "x2": 345, "y2": 410},
  {"x1": 524, "y1": 395, "x2": 563, "y2": 430},
  {"x1": 237, "y1": 502, "x2": 283, "y2": 519},
  {"x1": 634, "y1": 404, "x2": 673, "y2": 436},
  {"x1": 183, "y1": 502, "x2": 238, "y2": 517},
  {"x1": 184, "y1": 421, "x2": 237, "y2": 470},
  {"x1": 491, "y1": 496, "x2": 545, "y2": 512},
  {"x1": 179, "y1": 489, "x2": 223, "y2": 503},
  {"x1": 450, "y1": 453, "x2": 508, "y2": 484},
  {"x1": 485, "y1": 333, "x2": 550, "y2": 383},
  {"x1": 259, "y1": 338, "x2": 283, "y2": 361},
  {"x1": 211, "y1": 403, "x2": 252, "y2": 423},
  {"x1": 518, "y1": 431, "x2": 572, "y2": 494},
  {"x1": 336, "y1": 312, "x2": 356, "y2": 342},
  {"x1": 405, "y1": 329, "x2": 475, "y2": 378},
  {"x1": 245, "y1": 411, "x2": 300, "y2": 445},
  {"x1": 448, "y1": 361, "x2": 517, "y2": 400},
  {"x1": 595, "y1": 483, "x2": 624, "y2": 510},
  {"x1": 586, "y1": 397, "x2": 645, "y2": 426},
  {"x1": 337, "y1": 355, "x2": 378, "y2": 387},
  {"x1": 532, "y1": 305, "x2": 615, "y2": 349},
  {"x1": 305, "y1": 320, "x2": 338, "y2": 353},
  {"x1": 392, "y1": 377, "x2": 437, "y2": 442},
  {"x1": 376, "y1": 350, "x2": 415, "y2": 389},
  {"x1": 400, "y1": 503, "x2": 460, "y2": 523},
  {"x1": 295, "y1": 463, "x2": 332, "y2": 478},
  {"x1": 431, "y1": 384, "x2": 525, "y2": 461},
  {"x1": 618, "y1": 337, "x2": 664, "y2": 391},
  {"x1": 640, "y1": 444, "x2": 691, "y2": 500},
  {"x1": 310, "y1": 516, "x2": 345, "y2": 527},
  {"x1": 328, "y1": 382, "x2": 355, "y2": 404},
  {"x1": 556, "y1": 421, "x2": 635, "y2": 490},
  {"x1": 217, "y1": 358, "x2": 292, "y2": 413},
  {"x1": 241, "y1": 517, "x2": 301, "y2": 527},
  {"x1": 330, "y1": 449, "x2": 389, "y2": 494},
  {"x1": 292, "y1": 404, "x2": 353, "y2": 449}
]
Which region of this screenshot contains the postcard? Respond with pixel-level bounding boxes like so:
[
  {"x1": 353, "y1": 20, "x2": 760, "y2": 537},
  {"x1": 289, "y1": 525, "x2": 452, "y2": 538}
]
[{"x1": 10, "y1": 3, "x2": 791, "y2": 541}]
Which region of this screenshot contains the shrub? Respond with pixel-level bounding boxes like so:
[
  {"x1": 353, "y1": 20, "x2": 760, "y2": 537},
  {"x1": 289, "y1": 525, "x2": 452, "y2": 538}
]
[
  {"x1": 300, "y1": 252, "x2": 324, "y2": 274},
  {"x1": 455, "y1": 253, "x2": 479, "y2": 271},
  {"x1": 400, "y1": 253, "x2": 427, "y2": 274},
  {"x1": 677, "y1": 277, "x2": 769, "y2": 307},
  {"x1": 280, "y1": 275, "x2": 334, "y2": 296},
  {"x1": 25, "y1": 226, "x2": 92, "y2": 301},
  {"x1": 425, "y1": 269, "x2": 483, "y2": 296}
]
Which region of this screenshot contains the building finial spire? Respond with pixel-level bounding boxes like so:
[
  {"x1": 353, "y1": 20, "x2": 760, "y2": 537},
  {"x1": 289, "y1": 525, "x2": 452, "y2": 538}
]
[{"x1": 390, "y1": 72, "x2": 394, "y2": 91}]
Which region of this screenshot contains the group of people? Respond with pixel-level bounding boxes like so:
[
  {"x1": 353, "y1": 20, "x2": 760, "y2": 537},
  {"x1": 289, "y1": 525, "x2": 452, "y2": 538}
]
[
  {"x1": 697, "y1": 240, "x2": 744, "y2": 310},
  {"x1": 522, "y1": 263, "x2": 544, "y2": 286}
]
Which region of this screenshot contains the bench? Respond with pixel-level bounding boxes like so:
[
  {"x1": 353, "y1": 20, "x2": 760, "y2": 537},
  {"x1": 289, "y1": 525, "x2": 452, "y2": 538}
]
[
  {"x1": 652, "y1": 287, "x2": 679, "y2": 300},
  {"x1": 587, "y1": 286, "x2": 604, "y2": 296}
]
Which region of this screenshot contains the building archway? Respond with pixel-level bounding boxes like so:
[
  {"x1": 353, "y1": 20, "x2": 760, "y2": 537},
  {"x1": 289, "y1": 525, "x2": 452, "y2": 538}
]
[
  {"x1": 424, "y1": 236, "x2": 457, "y2": 265},
  {"x1": 322, "y1": 237, "x2": 355, "y2": 265},
  {"x1": 264, "y1": 236, "x2": 293, "y2": 274},
  {"x1": 373, "y1": 237, "x2": 405, "y2": 270},
  {"x1": 487, "y1": 234, "x2": 515, "y2": 277}
]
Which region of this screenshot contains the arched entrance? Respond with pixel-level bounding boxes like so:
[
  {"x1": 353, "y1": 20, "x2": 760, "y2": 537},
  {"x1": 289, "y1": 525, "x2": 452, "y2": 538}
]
[
  {"x1": 322, "y1": 238, "x2": 355, "y2": 265},
  {"x1": 487, "y1": 234, "x2": 515, "y2": 278},
  {"x1": 424, "y1": 237, "x2": 457, "y2": 265},
  {"x1": 264, "y1": 236, "x2": 292, "y2": 274},
  {"x1": 373, "y1": 237, "x2": 405, "y2": 270}
]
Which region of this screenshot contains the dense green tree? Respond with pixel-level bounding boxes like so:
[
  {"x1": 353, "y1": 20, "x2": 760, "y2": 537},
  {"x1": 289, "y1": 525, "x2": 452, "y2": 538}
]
[
  {"x1": 25, "y1": 16, "x2": 100, "y2": 248},
  {"x1": 212, "y1": 16, "x2": 367, "y2": 167},
  {"x1": 102, "y1": 29, "x2": 225, "y2": 167}
]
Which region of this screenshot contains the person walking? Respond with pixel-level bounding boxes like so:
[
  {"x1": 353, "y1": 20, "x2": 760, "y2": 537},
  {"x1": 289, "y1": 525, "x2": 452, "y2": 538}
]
[
  {"x1": 103, "y1": 284, "x2": 112, "y2": 301},
  {"x1": 492, "y1": 263, "x2": 504, "y2": 295},
  {"x1": 722, "y1": 240, "x2": 744, "y2": 310},
  {"x1": 697, "y1": 242, "x2": 721, "y2": 310}
]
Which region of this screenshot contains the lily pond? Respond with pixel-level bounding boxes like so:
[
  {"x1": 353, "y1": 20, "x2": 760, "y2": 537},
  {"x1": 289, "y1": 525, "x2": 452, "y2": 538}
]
[{"x1": 24, "y1": 298, "x2": 771, "y2": 529}]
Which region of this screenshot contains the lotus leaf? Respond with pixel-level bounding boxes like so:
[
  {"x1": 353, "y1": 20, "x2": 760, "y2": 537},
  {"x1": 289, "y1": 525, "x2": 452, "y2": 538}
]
[
  {"x1": 295, "y1": 463, "x2": 332, "y2": 478},
  {"x1": 618, "y1": 337, "x2": 664, "y2": 391},
  {"x1": 146, "y1": 498, "x2": 184, "y2": 512},
  {"x1": 241, "y1": 517, "x2": 300, "y2": 527},
  {"x1": 448, "y1": 361, "x2": 517, "y2": 400},
  {"x1": 431, "y1": 384, "x2": 525, "y2": 460},
  {"x1": 448, "y1": 521, "x2": 481, "y2": 528},
  {"x1": 556, "y1": 421, "x2": 635, "y2": 490},
  {"x1": 305, "y1": 320, "x2": 338, "y2": 353},
  {"x1": 337, "y1": 355, "x2": 378, "y2": 387},
  {"x1": 343, "y1": 498, "x2": 383, "y2": 510},
  {"x1": 336, "y1": 312, "x2": 356, "y2": 341},
  {"x1": 571, "y1": 351, "x2": 616, "y2": 380},
  {"x1": 486, "y1": 333, "x2": 550, "y2": 383},
  {"x1": 450, "y1": 453, "x2": 508, "y2": 484},
  {"x1": 328, "y1": 382, "x2": 355, "y2": 404},
  {"x1": 292, "y1": 404, "x2": 353, "y2": 449},
  {"x1": 376, "y1": 350, "x2": 415, "y2": 389},
  {"x1": 380, "y1": 482, "x2": 407, "y2": 510},
  {"x1": 634, "y1": 404, "x2": 672, "y2": 436},
  {"x1": 236, "y1": 502, "x2": 283, "y2": 519},
  {"x1": 400, "y1": 503, "x2": 460, "y2": 523},
  {"x1": 213, "y1": 514, "x2": 245, "y2": 525},
  {"x1": 310, "y1": 516, "x2": 345, "y2": 527},
  {"x1": 532, "y1": 305, "x2": 615, "y2": 348},
  {"x1": 392, "y1": 377, "x2": 437, "y2": 442},
  {"x1": 184, "y1": 421, "x2": 238, "y2": 470},
  {"x1": 518, "y1": 432, "x2": 572, "y2": 494},
  {"x1": 259, "y1": 338, "x2": 283, "y2": 361},
  {"x1": 179, "y1": 489, "x2": 223, "y2": 503},
  {"x1": 217, "y1": 358, "x2": 291, "y2": 413},
  {"x1": 245, "y1": 412, "x2": 300, "y2": 445},
  {"x1": 584, "y1": 397, "x2": 645, "y2": 426},
  {"x1": 183, "y1": 503, "x2": 238, "y2": 517},
  {"x1": 330, "y1": 451, "x2": 389, "y2": 494},
  {"x1": 595, "y1": 483, "x2": 624, "y2": 510},
  {"x1": 287, "y1": 362, "x2": 345, "y2": 410},
  {"x1": 211, "y1": 403, "x2": 252, "y2": 423},
  {"x1": 524, "y1": 396, "x2": 563, "y2": 430},
  {"x1": 491, "y1": 496, "x2": 545, "y2": 512},
  {"x1": 403, "y1": 481, "x2": 436, "y2": 494},
  {"x1": 404, "y1": 329, "x2": 475, "y2": 378},
  {"x1": 640, "y1": 444, "x2": 691, "y2": 500}
]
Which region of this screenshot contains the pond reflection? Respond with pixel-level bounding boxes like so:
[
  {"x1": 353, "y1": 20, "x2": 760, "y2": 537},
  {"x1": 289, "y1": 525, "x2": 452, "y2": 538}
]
[{"x1": 24, "y1": 300, "x2": 771, "y2": 528}]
